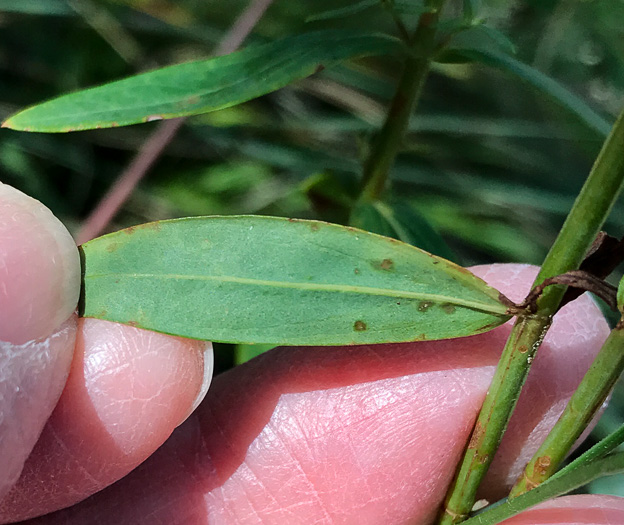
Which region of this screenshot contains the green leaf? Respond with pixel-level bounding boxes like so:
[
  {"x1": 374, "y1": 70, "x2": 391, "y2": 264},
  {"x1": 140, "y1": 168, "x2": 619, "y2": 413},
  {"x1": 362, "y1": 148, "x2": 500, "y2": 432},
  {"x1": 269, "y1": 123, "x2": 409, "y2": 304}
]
[
  {"x1": 235, "y1": 343, "x2": 275, "y2": 365},
  {"x1": 306, "y1": 0, "x2": 432, "y2": 22},
  {"x1": 437, "y1": 44, "x2": 611, "y2": 137},
  {"x1": 0, "y1": 0, "x2": 73, "y2": 15},
  {"x1": 390, "y1": 1, "x2": 434, "y2": 16},
  {"x1": 80, "y1": 215, "x2": 510, "y2": 345},
  {"x1": 618, "y1": 275, "x2": 624, "y2": 314},
  {"x1": 462, "y1": 0, "x2": 480, "y2": 22},
  {"x1": 437, "y1": 23, "x2": 516, "y2": 59},
  {"x1": 351, "y1": 200, "x2": 457, "y2": 262},
  {"x1": 2, "y1": 30, "x2": 401, "y2": 133},
  {"x1": 306, "y1": 0, "x2": 380, "y2": 22}
]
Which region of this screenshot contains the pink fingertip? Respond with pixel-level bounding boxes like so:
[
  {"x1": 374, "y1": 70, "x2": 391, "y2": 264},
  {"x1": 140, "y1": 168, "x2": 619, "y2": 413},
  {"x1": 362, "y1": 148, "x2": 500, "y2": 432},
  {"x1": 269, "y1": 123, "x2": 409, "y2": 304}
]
[
  {"x1": 0, "y1": 183, "x2": 80, "y2": 344},
  {"x1": 0, "y1": 318, "x2": 210, "y2": 522}
]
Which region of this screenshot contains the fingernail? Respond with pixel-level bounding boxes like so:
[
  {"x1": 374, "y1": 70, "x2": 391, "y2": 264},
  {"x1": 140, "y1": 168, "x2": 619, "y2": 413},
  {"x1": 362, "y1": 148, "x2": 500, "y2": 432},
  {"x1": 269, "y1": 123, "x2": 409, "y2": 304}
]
[
  {"x1": 178, "y1": 342, "x2": 214, "y2": 426},
  {"x1": 0, "y1": 183, "x2": 80, "y2": 344}
]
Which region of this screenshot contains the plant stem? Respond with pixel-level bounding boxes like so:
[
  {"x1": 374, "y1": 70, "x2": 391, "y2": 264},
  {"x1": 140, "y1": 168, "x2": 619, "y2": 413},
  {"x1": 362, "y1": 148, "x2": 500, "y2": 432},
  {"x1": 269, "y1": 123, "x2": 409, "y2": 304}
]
[
  {"x1": 468, "y1": 422, "x2": 624, "y2": 524},
  {"x1": 438, "y1": 105, "x2": 624, "y2": 524},
  {"x1": 358, "y1": 0, "x2": 446, "y2": 203},
  {"x1": 509, "y1": 320, "x2": 624, "y2": 498},
  {"x1": 463, "y1": 451, "x2": 624, "y2": 525}
]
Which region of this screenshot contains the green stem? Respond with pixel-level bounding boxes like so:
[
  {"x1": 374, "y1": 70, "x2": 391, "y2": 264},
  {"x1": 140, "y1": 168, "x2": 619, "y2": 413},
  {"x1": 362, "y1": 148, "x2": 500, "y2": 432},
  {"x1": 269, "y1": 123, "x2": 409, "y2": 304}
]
[
  {"x1": 438, "y1": 105, "x2": 624, "y2": 525},
  {"x1": 465, "y1": 422, "x2": 624, "y2": 524},
  {"x1": 358, "y1": 0, "x2": 445, "y2": 203},
  {"x1": 463, "y1": 451, "x2": 624, "y2": 525},
  {"x1": 509, "y1": 320, "x2": 624, "y2": 498}
]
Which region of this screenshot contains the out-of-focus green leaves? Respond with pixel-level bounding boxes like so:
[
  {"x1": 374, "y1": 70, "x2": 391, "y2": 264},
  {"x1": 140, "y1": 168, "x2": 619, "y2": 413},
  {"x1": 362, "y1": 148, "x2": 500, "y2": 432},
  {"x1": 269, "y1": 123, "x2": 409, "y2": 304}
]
[
  {"x1": 3, "y1": 30, "x2": 401, "y2": 132},
  {"x1": 436, "y1": 23, "x2": 516, "y2": 60},
  {"x1": 0, "y1": 0, "x2": 73, "y2": 15},
  {"x1": 351, "y1": 199, "x2": 456, "y2": 262},
  {"x1": 462, "y1": 0, "x2": 480, "y2": 23},
  {"x1": 306, "y1": 0, "x2": 381, "y2": 22},
  {"x1": 439, "y1": 34, "x2": 611, "y2": 137},
  {"x1": 618, "y1": 275, "x2": 624, "y2": 314},
  {"x1": 307, "y1": 0, "x2": 432, "y2": 23}
]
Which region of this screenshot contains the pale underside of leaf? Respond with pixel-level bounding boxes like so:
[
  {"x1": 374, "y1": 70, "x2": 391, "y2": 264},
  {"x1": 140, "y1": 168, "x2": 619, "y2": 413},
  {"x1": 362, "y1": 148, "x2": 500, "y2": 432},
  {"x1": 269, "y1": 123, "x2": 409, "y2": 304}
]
[{"x1": 80, "y1": 215, "x2": 510, "y2": 345}]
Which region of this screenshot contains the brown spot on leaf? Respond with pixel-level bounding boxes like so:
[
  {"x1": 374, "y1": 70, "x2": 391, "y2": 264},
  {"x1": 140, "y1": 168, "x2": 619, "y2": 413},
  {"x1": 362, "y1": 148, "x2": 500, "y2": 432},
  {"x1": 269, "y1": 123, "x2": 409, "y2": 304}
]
[
  {"x1": 106, "y1": 242, "x2": 119, "y2": 253},
  {"x1": 518, "y1": 345, "x2": 529, "y2": 354},
  {"x1": 354, "y1": 268, "x2": 360, "y2": 275},
  {"x1": 142, "y1": 221, "x2": 161, "y2": 232},
  {"x1": 310, "y1": 223, "x2": 320, "y2": 232},
  {"x1": 418, "y1": 301, "x2": 434, "y2": 312},
  {"x1": 126, "y1": 321, "x2": 139, "y2": 328},
  {"x1": 442, "y1": 304, "x2": 456, "y2": 314},
  {"x1": 478, "y1": 321, "x2": 503, "y2": 332},
  {"x1": 381, "y1": 258, "x2": 393, "y2": 270},
  {"x1": 354, "y1": 320, "x2": 367, "y2": 332},
  {"x1": 373, "y1": 258, "x2": 395, "y2": 271},
  {"x1": 185, "y1": 95, "x2": 200, "y2": 106}
]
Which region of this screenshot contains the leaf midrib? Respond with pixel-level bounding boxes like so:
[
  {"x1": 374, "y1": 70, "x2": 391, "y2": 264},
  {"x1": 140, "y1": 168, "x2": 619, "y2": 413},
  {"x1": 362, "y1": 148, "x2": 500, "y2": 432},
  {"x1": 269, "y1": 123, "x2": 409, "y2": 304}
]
[{"x1": 85, "y1": 272, "x2": 508, "y2": 315}]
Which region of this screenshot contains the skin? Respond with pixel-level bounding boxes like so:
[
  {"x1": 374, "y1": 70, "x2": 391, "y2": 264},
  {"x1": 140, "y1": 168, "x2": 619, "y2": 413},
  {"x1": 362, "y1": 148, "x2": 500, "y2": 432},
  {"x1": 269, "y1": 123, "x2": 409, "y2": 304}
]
[{"x1": 0, "y1": 182, "x2": 622, "y2": 524}]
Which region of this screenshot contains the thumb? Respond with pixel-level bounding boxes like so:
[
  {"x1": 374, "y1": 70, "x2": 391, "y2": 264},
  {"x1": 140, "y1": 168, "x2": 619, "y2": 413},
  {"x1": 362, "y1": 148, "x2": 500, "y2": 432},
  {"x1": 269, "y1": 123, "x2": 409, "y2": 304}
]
[{"x1": 0, "y1": 183, "x2": 80, "y2": 499}]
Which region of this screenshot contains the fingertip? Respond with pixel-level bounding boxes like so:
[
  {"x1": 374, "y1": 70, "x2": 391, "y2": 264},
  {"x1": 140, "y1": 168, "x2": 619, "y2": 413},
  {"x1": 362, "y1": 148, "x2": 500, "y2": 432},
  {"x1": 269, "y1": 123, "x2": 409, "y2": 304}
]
[
  {"x1": 178, "y1": 341, "x2": 213, "y2": 427},
  {"x1": 0, "y1": 318, "x2": 210, "y2": 522},
  {"x1": 0, "y1": 183, "x2": 80, "y2": 344},
  {"x1": 0, "y1": 315, "x2": 76, "y2": 502}
]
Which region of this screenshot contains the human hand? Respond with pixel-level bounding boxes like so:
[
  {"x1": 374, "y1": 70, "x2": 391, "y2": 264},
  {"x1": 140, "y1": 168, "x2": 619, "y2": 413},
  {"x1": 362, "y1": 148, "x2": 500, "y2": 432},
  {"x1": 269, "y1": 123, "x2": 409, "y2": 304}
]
[
  {"x1": 1, "y1": 183, "x2": 622, "y2": 524},
  {"x1": 0, "y1": 183, "x2": 212, "y2": 521}
]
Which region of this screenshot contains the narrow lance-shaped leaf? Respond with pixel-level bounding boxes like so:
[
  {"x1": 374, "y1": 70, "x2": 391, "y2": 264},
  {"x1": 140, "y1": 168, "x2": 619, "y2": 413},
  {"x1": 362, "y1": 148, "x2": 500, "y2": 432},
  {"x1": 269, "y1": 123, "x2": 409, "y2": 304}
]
[
  {"x1": 80, "y1": 215, "x2": 511, "y2": 345},
  {"x1": 437, "y1": 36, "x2": 611, "y2": 137},
  {"x1": 306, "y1": 0, "x2": 380, "y2": 22},
  {"x1": 351, "y1": 199, "x2": 457, "y2": 262},
  {"x1": 0, "y1": 0, "x2": 73, "y2": 15},
  {"x1": 3, "y1": 30, "x2": 401, "y2": 133},
  {"x1": 617, "y1": 274, "x2": 624, "y2": 314}
]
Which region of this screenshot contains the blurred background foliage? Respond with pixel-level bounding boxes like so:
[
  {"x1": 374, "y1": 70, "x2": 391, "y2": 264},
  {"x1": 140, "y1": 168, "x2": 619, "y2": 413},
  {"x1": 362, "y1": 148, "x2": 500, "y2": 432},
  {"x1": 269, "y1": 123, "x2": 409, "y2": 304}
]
[{"x1": 1, "y1": 0, "x2": 624, "y2": 495}]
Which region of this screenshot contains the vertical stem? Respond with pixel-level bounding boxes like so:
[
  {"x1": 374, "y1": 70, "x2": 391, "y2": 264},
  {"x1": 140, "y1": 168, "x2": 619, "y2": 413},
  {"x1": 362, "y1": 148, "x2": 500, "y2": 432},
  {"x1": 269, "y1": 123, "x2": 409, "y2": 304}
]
[
  {"x1": 510, "y1": 321, "x2": 624, "y2": 497},
  {"x1": 439, "y1": 315, "x2": 551, "y2": 525},
  {"x1": 358, "y1": 0, "x2": 446, "y2": 203},
  {"x1": 438, "y1": 105, "x2": 624, "y2": 524},
  {"x1": 534, "y1": 106, "x2": 624, "y2": 312}
]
